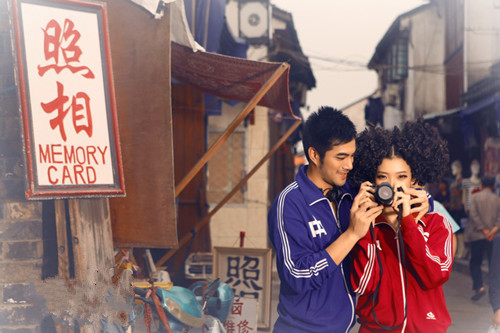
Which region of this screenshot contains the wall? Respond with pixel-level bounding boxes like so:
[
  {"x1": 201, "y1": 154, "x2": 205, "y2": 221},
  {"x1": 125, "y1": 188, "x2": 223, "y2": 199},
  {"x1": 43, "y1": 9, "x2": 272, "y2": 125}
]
[
  {"x1": 0, "y1": 0, "x2": 139, "y2": 330},
  {"x1": 466, "y1": 0, "x2": 500, "y2": 87},
  {"x1": 0, "y1": 2, "x2": 64, "y2": 331},
  {"x1": 342, "y1": 97, "x2": 368, "y2": 132},
  {"x1": 0, "y1": 1, "x2": 48, "y2": 331},
  {"x1": 402, "y1": 5, "x2": 446, "y2": 119},
  {"x1": 208, "y1": 102, "x2": 270, "y2": 249}
]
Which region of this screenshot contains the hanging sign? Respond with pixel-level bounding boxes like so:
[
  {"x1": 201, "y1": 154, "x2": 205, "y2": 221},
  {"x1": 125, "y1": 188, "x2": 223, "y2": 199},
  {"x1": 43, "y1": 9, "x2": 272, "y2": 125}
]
[{"x1": 9, "y1": 0, "x2": 125, "y2": 199}]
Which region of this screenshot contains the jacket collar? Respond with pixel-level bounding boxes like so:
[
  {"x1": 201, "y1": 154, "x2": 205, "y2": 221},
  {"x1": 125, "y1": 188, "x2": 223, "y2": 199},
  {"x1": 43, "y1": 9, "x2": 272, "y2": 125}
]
[
  {"x1": 296, "y1": 165, "x2": 353, "y2": 206},
  {"x1": 375, "y1": 213, "x2": 427, "y2": 228}
]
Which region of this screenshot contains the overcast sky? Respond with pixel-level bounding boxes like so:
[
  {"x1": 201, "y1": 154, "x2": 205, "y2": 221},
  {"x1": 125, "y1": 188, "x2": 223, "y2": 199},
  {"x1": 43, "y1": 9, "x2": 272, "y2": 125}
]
[{"x1": 271, "y1": 0, "x2": 428, "y2": 113}]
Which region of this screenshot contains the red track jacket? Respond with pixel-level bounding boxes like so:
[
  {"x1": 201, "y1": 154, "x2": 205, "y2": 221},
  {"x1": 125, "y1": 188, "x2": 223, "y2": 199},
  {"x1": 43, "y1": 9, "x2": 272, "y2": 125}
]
[{"x1": 351, "y1": 212, "x2": 453, "y2": 333}]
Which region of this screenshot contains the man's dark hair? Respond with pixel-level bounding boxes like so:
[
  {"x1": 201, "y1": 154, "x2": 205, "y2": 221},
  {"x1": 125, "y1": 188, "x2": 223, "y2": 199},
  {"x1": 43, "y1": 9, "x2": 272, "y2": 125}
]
[
  {"x1": 302, "y1": 106, "x2": 356, "y2": 163},
  {"x1": 481, "y1": 176, "x2": 495, "y2": 188}
]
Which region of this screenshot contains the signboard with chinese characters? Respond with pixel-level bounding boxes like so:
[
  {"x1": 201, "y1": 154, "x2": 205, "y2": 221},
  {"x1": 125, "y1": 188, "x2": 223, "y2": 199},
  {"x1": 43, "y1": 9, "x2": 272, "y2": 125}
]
[
  {"x1": 224, "y1": 297, "x2": 258, "y2": 333},
  {"x1": 213, "y1": 247, "x2": 272, "y2": 330},
  {"x1": 9, "y1": 0, "x2": 125, "y2": 199}
]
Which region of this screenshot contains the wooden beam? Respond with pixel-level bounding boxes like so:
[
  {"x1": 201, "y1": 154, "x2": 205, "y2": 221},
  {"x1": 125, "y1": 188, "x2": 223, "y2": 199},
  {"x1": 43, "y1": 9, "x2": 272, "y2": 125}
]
[
  {"x1": 174, "y1": 63, "x2": 289, "y2": 197},
  {"x1": 54, "y1": 200, "x2": 70, "y2": 281},
  {"x1": 156, "y1": 117, "x2": 302, "y2": 268}
]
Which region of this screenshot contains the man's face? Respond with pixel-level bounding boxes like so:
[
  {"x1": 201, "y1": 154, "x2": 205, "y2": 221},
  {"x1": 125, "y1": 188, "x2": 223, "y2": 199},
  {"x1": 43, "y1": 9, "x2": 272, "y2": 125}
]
[{"x1": 317, "y1": 139, "x2": 356, "y2": 188}]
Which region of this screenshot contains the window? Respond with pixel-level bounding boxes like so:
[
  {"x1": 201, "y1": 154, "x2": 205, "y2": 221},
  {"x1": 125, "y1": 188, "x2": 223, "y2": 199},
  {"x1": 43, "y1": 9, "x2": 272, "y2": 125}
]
[
  {"x1": 383, "y1": 36, "x2": 409, "y2": 83},
  {"x1": 207, "y1": 132, "x2": 245, "y2": 204}
]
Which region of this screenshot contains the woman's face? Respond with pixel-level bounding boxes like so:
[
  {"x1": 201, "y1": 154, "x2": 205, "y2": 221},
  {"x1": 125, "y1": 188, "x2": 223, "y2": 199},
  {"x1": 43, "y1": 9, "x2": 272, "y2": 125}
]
[{"x1": 375, "y1": 157, "x2": 413, "y2": 189}]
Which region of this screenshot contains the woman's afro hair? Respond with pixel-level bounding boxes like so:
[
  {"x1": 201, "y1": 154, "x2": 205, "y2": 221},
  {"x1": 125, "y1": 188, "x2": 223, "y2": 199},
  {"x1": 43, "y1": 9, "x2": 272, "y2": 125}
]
[{"x1": 348, "y1": 119, "x2": 449, "y2": 188}]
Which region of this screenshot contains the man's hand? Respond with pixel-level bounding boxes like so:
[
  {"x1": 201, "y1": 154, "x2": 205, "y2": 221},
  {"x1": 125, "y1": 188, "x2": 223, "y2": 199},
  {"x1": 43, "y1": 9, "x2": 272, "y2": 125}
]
[
  {"x1": 493, "y1": 308, "x2": 500, "y2": 329},
  {"x1": 486, "y1": 226, "x2": 500, "y2": 241},
  {"x1": 349, "y1": 182, "x2": 383, "y2": 240}
]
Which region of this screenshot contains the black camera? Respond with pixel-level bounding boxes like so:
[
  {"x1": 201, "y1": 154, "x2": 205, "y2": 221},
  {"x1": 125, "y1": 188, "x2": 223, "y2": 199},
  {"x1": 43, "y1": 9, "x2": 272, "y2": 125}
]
[{"x1": 373, "y1": 182, "x2": 395, "y2": 206}]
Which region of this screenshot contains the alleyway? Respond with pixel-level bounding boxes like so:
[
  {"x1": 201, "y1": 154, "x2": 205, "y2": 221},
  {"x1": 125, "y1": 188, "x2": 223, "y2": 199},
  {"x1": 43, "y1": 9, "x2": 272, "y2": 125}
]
[{"x1": 268, "y1": 257, "x2": 493, "y2": 333}]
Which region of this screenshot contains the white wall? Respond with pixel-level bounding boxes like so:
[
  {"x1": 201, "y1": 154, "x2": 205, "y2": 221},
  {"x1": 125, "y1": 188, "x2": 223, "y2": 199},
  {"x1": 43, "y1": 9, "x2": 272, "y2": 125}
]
[
  {"x1": 342, "y1": 98, "x2": 367, "y2": 132},
  {"x1": 465, "y1": 0, "x2": 500, "y2": 87},
  {"x1": 208, "y1": 103, "x2": 270, "y2": 249},
  {"x1": 402, "y1": 5, "x2": 446, "y2": 119}
]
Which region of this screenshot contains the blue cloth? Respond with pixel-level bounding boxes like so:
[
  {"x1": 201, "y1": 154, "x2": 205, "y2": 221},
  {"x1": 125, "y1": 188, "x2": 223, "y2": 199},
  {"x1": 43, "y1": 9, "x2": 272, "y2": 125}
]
[
  {"x1": 434, "y1": 200, "x2": 461, "y2": 233},
  {"x1": 268, "y1": 165, "x2": 356, "y2": 333}
]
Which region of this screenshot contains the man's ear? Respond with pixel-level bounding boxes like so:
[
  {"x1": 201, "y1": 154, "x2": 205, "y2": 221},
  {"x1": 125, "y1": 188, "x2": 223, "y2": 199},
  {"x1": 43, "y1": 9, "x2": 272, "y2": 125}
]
[{"x1": 308, "y1": 147, "x2": 320, "y2": 167}]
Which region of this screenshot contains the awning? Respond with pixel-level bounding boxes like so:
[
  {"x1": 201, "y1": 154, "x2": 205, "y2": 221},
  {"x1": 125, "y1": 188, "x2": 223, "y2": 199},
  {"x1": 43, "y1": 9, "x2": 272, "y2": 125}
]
[
  {"x1": 422, "y1": 107, "x2": 461, "y2": 120},
  {"x1": 460, "y1": 94, "x2": 500, "y2": 117},
  {"x1": 171, "y1": 42, "x2": 294, "y2": 115}
]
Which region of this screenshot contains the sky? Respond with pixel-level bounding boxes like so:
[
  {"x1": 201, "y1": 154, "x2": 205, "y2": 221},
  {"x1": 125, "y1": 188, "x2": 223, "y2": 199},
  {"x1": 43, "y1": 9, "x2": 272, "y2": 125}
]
[{"x1": 270, "y1": 0, "x2": 428, "y2": 113}]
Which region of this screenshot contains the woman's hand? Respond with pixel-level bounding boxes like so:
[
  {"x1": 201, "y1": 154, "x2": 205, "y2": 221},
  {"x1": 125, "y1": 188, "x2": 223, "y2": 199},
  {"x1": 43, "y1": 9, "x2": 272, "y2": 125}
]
[
  {"x1": 407, "y1": 186, "x2": 430, "y2": 221},
  {"x1": 392, "y1": 183, "x2": 412, "y2": 218}
]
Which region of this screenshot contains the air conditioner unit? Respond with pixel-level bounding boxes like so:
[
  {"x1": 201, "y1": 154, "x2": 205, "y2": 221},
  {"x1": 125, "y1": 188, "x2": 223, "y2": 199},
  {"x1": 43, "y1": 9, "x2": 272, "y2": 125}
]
[
  {"x1": 238, "y1": 0, "x2": 271, "y2": 45},
  {"x1": 185, "y1": 252, "x2": 213, "y2": 279}
]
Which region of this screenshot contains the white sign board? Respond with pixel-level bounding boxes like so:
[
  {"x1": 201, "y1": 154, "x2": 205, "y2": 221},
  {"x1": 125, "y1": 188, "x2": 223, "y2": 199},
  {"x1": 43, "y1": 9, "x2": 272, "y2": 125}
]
[
  {"x1": 224, "y1": 297, "x2": 258, "y2": 333},
  {"x1": 10, "y1": 0, "x2": 125, "y2": 199}
]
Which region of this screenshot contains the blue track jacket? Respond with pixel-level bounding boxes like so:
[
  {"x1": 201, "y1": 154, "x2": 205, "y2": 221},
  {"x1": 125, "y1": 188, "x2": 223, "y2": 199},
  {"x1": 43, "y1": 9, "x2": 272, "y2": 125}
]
[{"x1": 268, "y1": 165, "x2": 356, "y2": 333}]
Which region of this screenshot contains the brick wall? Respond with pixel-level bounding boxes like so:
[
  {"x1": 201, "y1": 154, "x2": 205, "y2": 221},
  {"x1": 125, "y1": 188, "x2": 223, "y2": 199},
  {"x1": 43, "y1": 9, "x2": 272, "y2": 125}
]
[{"x1": 0, "y1": 0, "x2": 47, "y2": 331}]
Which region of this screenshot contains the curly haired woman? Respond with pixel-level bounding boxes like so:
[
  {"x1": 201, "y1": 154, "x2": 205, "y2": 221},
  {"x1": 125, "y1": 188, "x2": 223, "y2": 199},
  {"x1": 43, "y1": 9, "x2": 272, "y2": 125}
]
[{"x1": 348, "y1": 119, "x2": 454, "y2": 333}]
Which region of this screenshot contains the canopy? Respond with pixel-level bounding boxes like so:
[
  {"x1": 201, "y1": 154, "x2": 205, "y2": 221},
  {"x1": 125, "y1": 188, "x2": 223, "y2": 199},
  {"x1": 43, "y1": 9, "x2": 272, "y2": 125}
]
[{"x1": 171, "y1": 42, "x2": 293, "y2": 115}]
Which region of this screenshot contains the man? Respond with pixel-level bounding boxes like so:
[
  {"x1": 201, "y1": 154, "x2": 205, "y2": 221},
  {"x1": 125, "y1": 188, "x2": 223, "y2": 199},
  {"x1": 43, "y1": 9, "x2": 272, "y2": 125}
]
[
  {"x1": 467, "y1": 176, "x2": 500, "y2": 301},
  {"x1": 267, "y1": 107, "x2": 383, "y2": 333}
]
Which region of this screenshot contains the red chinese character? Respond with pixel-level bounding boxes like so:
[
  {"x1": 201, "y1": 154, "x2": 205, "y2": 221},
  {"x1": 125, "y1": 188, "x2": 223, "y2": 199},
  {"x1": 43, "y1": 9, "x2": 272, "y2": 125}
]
[
  {"x1": 231, "y1": 302, "x2": 243, "y2": 315},
  {"x1": 72, "y1": 91, "x2": 93, "y2": 138},
  {"x1": 38, "y1": 19, "x2": 94, "y2": 78},
  {"x1": 41, "y1": 81, "x2": 93, "y2": 141},
  {"x1": 224, "y1": 320, "x2": 236, "y2": 333},
  {"x1": 237, "y1": 320, "x2": 253, "y2": 333}
]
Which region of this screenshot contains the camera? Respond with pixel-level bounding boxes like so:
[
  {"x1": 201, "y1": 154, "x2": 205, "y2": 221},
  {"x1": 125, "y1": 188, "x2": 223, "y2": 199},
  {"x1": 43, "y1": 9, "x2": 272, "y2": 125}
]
[{"x1": 373, "y1": 182, "x2": 395, "y2": 206}]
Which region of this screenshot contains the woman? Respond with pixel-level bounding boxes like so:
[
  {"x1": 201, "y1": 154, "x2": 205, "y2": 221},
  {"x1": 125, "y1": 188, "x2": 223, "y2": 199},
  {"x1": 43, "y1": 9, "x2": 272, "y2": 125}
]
[{"x1": 348, "y1": 120, "x2": 454, "y2": 333}]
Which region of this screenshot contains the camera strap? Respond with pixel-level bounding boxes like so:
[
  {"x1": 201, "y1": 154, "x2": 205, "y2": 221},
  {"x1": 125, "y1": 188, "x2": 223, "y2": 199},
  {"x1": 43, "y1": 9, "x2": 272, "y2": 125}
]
[{"x1": 369, "y1": 206, "x2": 408, "y2": 330}]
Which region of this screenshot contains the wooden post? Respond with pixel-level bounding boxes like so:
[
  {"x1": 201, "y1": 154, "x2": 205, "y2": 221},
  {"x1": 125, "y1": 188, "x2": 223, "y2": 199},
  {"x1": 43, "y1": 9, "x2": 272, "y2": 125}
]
[
  {"x1": 54, "y1": 200, "x2": 71, "y2": 282},
  {"x1": 156, "y1": 117, "x2": 301, "y2": 268}
]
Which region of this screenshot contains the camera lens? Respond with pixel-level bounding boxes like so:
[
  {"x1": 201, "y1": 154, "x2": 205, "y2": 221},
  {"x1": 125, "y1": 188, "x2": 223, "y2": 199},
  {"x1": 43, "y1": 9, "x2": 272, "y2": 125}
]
[
  {"x1": 374, "y1": 182, "x2": 394, "y2": 206},
  {"x1": 378, "y1": 185, "x2": 393, "y2": 201}
]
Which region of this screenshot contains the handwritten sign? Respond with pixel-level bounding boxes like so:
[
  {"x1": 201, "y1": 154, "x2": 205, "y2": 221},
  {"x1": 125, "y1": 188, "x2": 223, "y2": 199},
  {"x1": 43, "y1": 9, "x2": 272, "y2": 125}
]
[
  {"x1": 10, "y1": 0, "x2": 125, "y2": 199},
  {"x1": 224, "y1": 297, "x2": 258, "y2": 333},
  {"x1": 213, "y1": 247, "x2": 272, "y2": 329}
]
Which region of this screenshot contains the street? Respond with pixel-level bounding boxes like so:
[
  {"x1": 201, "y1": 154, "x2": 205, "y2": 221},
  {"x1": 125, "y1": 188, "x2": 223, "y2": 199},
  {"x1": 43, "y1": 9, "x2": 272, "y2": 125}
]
[{"x1": 268, "y1": 258, "x2": 493, "y2": 333}]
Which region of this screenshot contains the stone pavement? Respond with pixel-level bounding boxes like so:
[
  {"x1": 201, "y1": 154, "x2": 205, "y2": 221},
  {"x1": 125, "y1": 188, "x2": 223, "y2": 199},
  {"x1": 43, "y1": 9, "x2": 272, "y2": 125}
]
[{"x1": 267, "y1": 257, "x2": 494, "y2": 332}]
